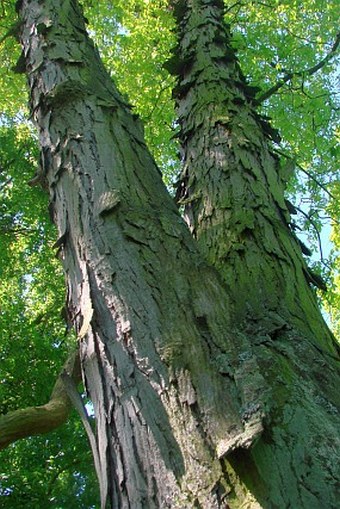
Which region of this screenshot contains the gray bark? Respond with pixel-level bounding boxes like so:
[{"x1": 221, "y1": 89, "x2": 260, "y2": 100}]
[
  {"x1": 18, "y1": 1, "x2": 269, "y2": 507},
  {"x1": 16, "y1": 0, "x2": 340, "y2": 508}
]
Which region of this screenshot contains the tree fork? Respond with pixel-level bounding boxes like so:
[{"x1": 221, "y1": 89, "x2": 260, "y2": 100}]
[{"x1": 16, "y1": 1, "x2": 273, "y2": 507}]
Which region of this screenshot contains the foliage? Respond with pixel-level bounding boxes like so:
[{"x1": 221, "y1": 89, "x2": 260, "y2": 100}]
[
  {"x1": 0, "y1": 122, "x2": 63, "y2": 412},
  {"x1": 0, "y1": 420, "x2": 99, "y2": 508},
  {"x1": 0, "y1": 0, "x2": 339, "y2": 505},
  {"x1": 0, "y1": 2, "x2": 27, "y2": 115},
  {"x1": 324, "y1": 180, "x2": 340, "y2": 336}
]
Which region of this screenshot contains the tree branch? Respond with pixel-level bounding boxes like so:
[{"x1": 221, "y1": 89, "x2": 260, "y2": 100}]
[
  {"x1": 0, "y1": 225, "x2": 37, "y2": 236},
  {"x1": 294, "y1": 204, "x2": 324, "y2": 261},
  {"x1": 0, "y1": 349, "x2": 81, "y2": 451},
  {"x1": 256, "y1": 32, "x2": 340, "y2": 104},
  {"x1": 0, "y1": 176, "x2": 13, "y2": 190},
  {"x1": 296, "y1": 163, "x2": 335, "y2": 200},
  {"x1": 46, "y1": 457, "x2": 86, "y2": 498},
  {"x1": 144, "y1": 81, "x2": 172, "y2": 122},
  {"x1": 273, "y1": 147, "x2": 335, "y2": 200}
]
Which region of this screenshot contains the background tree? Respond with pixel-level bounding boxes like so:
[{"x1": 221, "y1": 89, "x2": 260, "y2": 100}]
[{"x1": 0, "y1": 0, "x2": 338, "y2": 506}]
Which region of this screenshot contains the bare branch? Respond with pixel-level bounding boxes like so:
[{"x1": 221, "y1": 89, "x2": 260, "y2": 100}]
[
  {"x1": 297, "y1": 163, "x2": 335, "y2": 200},
  {"x1": 144, "y1": 81, "x2": 173, "y2": 122},
  {"x1": 225, "y1": 1, "x2": 244, "y2": 14},
  {"x1": 285, "y1": 27, "x2": 325, "y2": 46},
  {"x1": 0, "y1": 225, "x2": 36, "y2": 236},
  {"x1": 0, "y1": 177, "x2": 12, "y2": 191}
]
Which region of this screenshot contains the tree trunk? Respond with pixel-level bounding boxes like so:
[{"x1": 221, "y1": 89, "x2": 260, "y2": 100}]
[
  {"x1": 168, "y1": 1, "x2": 340, "y2": 507},
  {"x1": 169, "y1": 0, "x2": 337, "y2": 346},
  {"x1": 17, "y1": 0, "x2": 339, "y2": 508},
  {"x1": 17, "y1": 1, "x2": 268, "y2": 507}
]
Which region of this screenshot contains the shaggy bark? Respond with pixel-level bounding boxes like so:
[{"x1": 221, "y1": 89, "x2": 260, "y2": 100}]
[
  {"x1": 168, "y1": 1, "x2": 340, "y2": 507},
  {"x1": 16, "y1": 1, "x2": 272, "y2": 508},
  {"x1": 10, "y1": 0, "x2": 340, "y2": 507},
  {"x1": 169, "y1": 0, "x2": 337, "y2": 346}
]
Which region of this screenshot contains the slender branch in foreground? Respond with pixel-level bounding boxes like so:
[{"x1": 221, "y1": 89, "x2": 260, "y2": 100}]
[
  {"x1": 294, "y1": 204, "x2": 324, "y2": 261},
  {"x1": 274, "y1": 148, "x2": 335, "y2": 200},
  {"x1": 0, "y1": 348, "x2": 81, "y2": 451},
  {"x1": 256, "y1": 32, "x2": 340, "y2": 104},
  {"x1": 297, "y1": 163, "x2": 336, "y2": 200}
]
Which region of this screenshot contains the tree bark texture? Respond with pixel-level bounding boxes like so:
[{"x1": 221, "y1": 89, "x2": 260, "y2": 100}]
[
  {"x1": 168, "y1": 1, "x2": 340, "y2": 507},
  {"x1": 17, "y1": 1, "x2": 269, "y2": 507},
  {"x1": 169, "y1": 0, "x2": 337, "y2": 347},
  {"x1": 16, "y1": 0, "x2": 340, "y2": 508}
]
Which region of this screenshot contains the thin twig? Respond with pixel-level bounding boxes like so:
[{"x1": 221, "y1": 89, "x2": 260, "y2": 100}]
[
  {"x1": 0, "y1": 225, "x2": 36, "y2": 236},
  {"x1": 0, "y1": 177, "x2": 13, "y2": 191},
  {"x1": 256, "y1": 32, "x2": 340, "y2": 104},
  {"x1": 46, "y1": 458, "x2": 86, "y2": 498},
  {"x1": 273, "y1": 148, "x2": 335, "y2": 200},
  {"x1": 294, "y1": 204, "x2": 324, "y2": 261},
  {"x1": 225, "y1": 1, "x2": 244, "y2": 14},
  {"x1": 144, "y1": 81, "x2": 173, "y2": 122},
  {"x1": 285, "y1": 27, "x2": 324, "y2": 46},
  {"x1": 296, "y1": 163, "x2": 335, "y2": 200},
  {"x1": 318, "y1": 216, "x2": 340, "y2": 225}
]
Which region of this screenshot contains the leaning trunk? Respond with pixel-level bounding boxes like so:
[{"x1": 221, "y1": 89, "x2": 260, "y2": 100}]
[
  {"x1": 17, "y1": 1, "x2": 272, "y2": 507},
  {"x1": 169, "y1": 1, "x2": 340, "y2": 507}
]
